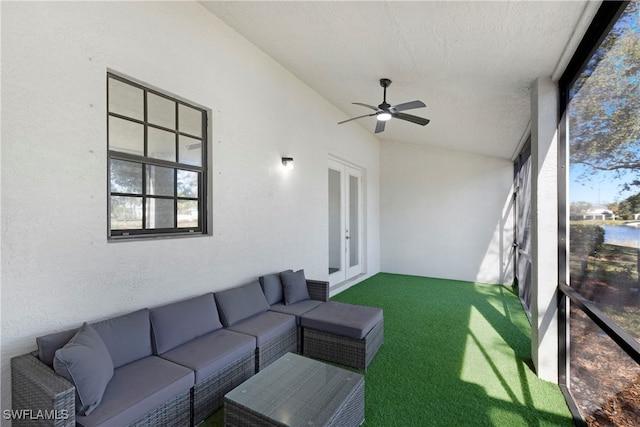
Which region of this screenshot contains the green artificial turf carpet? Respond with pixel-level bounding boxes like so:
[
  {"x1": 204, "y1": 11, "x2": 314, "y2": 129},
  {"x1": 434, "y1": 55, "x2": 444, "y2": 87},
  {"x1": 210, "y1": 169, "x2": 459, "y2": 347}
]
[{"x1": 204, "y1": 273, "x2": 573, "y2": 426}]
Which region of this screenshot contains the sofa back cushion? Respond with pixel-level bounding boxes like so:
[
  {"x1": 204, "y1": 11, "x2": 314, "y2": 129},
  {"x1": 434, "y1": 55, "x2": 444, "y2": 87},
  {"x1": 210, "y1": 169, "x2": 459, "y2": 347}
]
[
  {"x1": 90, "y1": 308, "x2": 152, "y2": 368},
  {"x1": 150, "y1": 293, "x2": 223, "y2": 355},
  {"x1": 215, "y1": 281, "x2": 270, "y2": 327},
  {"x1": 259, "y1": 272, "x2": 289, "y2": 305},
  {"x1": 37, "y1": 328, "x2": 78, "y2": 367}
]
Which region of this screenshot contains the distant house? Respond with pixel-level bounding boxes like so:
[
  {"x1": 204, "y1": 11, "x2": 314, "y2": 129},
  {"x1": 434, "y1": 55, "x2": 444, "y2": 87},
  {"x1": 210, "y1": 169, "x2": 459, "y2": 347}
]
[{"x1": 571, "y1": 205, "x2": 616, "y2": 221}]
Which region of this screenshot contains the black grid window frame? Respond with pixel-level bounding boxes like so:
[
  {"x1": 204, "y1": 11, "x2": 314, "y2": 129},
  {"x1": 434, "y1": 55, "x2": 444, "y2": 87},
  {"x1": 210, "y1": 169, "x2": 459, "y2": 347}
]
[
  {"x1": 557, "y1": 1, "x2": 639, "y2": 425},
  {"x1": 107, "y1": 72, "x2": 208, "y2": 239}
]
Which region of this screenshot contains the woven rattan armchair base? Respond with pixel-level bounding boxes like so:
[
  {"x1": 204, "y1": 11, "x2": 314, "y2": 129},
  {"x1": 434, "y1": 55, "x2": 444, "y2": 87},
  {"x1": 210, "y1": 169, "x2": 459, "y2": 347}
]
[
  {"x1": 303, "y1": 318, "x2": 384, "y2": 371},
  {"x1": 192, "y1": 350, "x2": 255, "y2": 425},
  {"x1": 11, "y1": 352, "x2": 76, "y2": 427}
]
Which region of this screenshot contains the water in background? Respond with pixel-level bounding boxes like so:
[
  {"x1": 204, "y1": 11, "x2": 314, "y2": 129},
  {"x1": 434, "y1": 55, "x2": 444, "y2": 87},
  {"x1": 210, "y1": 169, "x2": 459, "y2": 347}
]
[{"x1": 602, "y1": 225, "x2": 640, "y2": 248}]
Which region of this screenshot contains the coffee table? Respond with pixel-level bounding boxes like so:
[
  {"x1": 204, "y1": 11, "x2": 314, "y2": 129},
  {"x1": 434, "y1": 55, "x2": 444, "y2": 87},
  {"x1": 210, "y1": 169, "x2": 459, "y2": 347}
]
[{"x1": 224, "y1": 353, "x2": 365, "y2": 426}]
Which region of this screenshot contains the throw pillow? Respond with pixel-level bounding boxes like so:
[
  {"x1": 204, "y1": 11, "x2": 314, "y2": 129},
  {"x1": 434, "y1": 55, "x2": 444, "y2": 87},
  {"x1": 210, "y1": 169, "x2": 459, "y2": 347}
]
[
  {"x1": 259, "y1": 270, "x2": 292, "y2": 305},
  {"x1": 281, "y1": 269, "x2": 310, "y2": 305},
  {"x1": 53, "y1": 323, "x2": 114, "y2": 416}
]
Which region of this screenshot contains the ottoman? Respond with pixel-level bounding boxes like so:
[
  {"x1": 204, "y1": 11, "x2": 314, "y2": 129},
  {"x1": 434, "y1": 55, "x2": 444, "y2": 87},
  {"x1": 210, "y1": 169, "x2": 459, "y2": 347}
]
[{"x1": 301, "y1": 301, "x2": 384, "y2": 370}]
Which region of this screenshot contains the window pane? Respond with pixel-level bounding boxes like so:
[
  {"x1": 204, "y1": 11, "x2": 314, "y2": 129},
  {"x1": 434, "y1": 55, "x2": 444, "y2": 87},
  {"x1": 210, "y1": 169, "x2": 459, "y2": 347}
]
[
  {"x1": 177, "y1": 170, "x2": 198, "y2": 198},
  {"x1": 108, "y1": 116, "x2": 144, "y2": 155},
  {"x1": 179, "y1": 135, "x2": 202, "y2": 166},
  {"x1": 148, "y1": 93, "x2": 175, "y2": 129},
  {"x1": 110, "y1": 196, "x2": 142, "y2": 229},
  {"x1": 147, "y1": 165, "x2": 174, "y2": 197},
  {"x1": 146, "y1": 198, "x2": 174, "y2": 229},
  {"x1": 110, "y1": 159, "x2": 142, "y2": 194},
  {"x1": 148, "y1": 127, "x2": 176, "y2": 162},
  {"x1": 178, "y1": 200, "x2": 198, "y2": 228},
  {"x1": 108, "y1": 77, "x2": 143, "y2": 120},
  {"x1": 179, "y1": 104, "x2": 202, "y2": 137}
]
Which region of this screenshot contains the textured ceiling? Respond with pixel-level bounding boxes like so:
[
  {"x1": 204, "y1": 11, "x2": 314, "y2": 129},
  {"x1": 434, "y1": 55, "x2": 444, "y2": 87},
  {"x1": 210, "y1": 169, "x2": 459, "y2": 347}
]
[{"x1": 201, "y1": 1, "x2": 597, "y2": 159}]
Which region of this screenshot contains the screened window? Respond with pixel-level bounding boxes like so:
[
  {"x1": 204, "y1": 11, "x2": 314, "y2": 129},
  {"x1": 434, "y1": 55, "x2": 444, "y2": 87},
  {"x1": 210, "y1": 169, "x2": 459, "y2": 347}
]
[
  {"x1": 108, "y1": 73, "x2": 207, "y2": 238},
  {"x1": 562, "y1": 1, "x2": 640, "y2": 424}
]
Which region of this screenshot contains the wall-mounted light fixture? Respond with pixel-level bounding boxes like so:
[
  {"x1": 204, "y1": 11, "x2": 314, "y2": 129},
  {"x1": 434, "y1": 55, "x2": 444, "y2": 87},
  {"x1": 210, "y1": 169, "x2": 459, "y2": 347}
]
[{"x1": 281, "y1": 157, "x2": 294, "y2": 170}]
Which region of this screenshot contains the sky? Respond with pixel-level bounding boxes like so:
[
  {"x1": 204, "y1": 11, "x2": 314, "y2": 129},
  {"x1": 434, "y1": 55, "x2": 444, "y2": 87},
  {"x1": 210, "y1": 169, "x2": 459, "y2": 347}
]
[{"x1": 570, "y1": 164, "x2": 637, "y2": 206}]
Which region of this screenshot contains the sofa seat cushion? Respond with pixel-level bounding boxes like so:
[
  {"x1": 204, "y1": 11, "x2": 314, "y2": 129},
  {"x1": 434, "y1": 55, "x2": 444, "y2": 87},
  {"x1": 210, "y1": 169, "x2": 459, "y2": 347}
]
[
  {"x1": 269, "y1": 300, "x2": 324, "y2": 326},
  {"x1": 300, "y1": 301, "x2": 383, "y2": 340},
  {"x1": 160, "y1": 329, "x2": 256, "y2": 384},
  {"x1": 150, "y1": 293, "x2": 223, "y2": 355},
  {"x1": 215, "y1": 281, "x2": 270, "y2": 327},
  {"x1": 227, "y1": 311, "x2": 296, "y2": 347},
  {"x1": 75, "y1": 356, "x2": 194, "y2": 427}
]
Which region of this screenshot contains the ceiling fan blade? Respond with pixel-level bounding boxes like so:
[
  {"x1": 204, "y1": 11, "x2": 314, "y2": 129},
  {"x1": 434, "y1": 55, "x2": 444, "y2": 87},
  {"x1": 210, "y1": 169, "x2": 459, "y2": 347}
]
[
  {"x1": 391, "y1": 100, "x2": 426, "y2": 112},
  {"x1": 374, "y1": 119, "x2": 386, "y2": 134},
  {"x1": 338, "y1": 112, "x2": 376, "y2": 125},
  {"x1": 393, "y1": 112, "x2": 430, "y2": 126},
  {"x1": 353, "y1": 102, "x2": 379, "y2": 111}
]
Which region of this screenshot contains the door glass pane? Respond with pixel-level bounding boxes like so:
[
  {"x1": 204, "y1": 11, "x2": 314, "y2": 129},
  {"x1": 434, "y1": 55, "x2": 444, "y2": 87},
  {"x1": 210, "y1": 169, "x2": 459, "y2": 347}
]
[
  {"x1": 177, "y1": 170, "x2": 198, "y2": 198},
  {"x1": 110, "y1": 159, "x2": 142, "y2": 194},
  {"x1": 108, "y1": 116, "x2": 144, "y2": 155},
  {"x1": 110, "y1": 196, "x2": 142, "y2": 229},
  {"x1": 108, "y1": 77, "x2": 143, "y2": 120},
  {"x1": 148, "y1": 127, "x2": 176, "y2": 162},
  {"x1": 148, "y1": 93, "x2": 175, "y2": 129},
  {"x1": 179, "y1": 135, "x2": 202, "y2": 166},
  {"x1": 146, "y1": 198, "x2": 174, "y2": 229},
  {"x1": 329, "y1": 168, "x2": 342, "y2": 275},
  {"x1": 147, "y1": 165, "x2": 174, "y2": 197},
  {"x1": 349, "y1": 174, "x2": 359, "y2": 267},
  {"x1": 178, "y1": 200, "x2": 198, "y2": 228},
  {"x1": 179, "y1": 104, "x2": 202, "y2": 137}
]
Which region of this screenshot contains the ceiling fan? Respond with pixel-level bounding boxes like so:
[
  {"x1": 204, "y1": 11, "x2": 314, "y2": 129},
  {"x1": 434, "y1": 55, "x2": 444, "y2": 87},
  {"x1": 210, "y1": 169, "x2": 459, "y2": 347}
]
[{"x1": 338, "y1": 78, "x2": 430, "y2": 134}]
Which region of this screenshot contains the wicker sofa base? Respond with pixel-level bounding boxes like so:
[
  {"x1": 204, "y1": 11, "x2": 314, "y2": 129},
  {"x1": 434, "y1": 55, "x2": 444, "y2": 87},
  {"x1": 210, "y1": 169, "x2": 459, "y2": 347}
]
[
  {"x1": 256, "y1": 326, "x2": 297, "y2": 371},
  {"x1": 303, "y1": 317, "x2": 384, "y2": 371},
  {"x1": 192, "y1": 350, "x2": 255, "y2": 425},
  {"x1": 130, "y1": 388, "x2": 191, "y2": 427}
]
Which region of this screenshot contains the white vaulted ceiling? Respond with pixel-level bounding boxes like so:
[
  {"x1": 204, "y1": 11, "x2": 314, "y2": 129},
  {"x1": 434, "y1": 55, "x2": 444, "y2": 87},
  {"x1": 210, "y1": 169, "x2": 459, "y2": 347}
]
[{"x1": 201, "y1": 1, "x2": 599, "y2": 159}]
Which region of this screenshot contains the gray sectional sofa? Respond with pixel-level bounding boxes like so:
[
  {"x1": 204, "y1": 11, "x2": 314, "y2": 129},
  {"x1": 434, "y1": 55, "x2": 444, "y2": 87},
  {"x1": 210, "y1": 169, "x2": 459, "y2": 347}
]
[{"x1": 11, "y1": 270, "x2": 383, "y2": 427}]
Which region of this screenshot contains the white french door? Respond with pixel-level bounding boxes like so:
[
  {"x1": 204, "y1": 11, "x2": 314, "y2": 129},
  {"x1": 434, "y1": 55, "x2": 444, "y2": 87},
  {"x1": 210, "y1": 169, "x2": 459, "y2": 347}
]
[{"x1": 328, "y1": 158, "x2": 364, "y2": 286}]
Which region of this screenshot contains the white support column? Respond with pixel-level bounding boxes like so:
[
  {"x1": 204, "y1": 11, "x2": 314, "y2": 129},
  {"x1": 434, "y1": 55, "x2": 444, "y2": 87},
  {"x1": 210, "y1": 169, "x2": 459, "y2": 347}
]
[{"x1": 530, "y1": 77, "x2": 559, "y2": 383}]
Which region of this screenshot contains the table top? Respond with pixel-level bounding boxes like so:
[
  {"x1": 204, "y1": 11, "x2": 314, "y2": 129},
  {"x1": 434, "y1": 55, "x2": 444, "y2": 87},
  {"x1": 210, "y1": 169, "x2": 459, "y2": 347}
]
[{"x1": 225, "y1": 352, "x2": 364, "y2": 426}]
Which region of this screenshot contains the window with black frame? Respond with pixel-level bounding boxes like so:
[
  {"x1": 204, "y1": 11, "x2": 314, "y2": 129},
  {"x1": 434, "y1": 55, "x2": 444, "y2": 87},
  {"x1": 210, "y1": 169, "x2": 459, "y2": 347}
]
[
  {"x1": 562, "y1": 1, "x2": 640, "y2": 424},
  {"x1": 107, "y1": 73, "x2": 207, "y2": 238}
]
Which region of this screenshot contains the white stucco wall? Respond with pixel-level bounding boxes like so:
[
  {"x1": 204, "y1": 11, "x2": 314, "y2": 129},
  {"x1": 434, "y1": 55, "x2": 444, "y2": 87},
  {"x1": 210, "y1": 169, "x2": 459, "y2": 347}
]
[
  {"x1": 0, "y1": 1, "x2": 380, "y2": 417},
  {"x1": 380, "y1": 141, "x2": 514, "y2": 285}
]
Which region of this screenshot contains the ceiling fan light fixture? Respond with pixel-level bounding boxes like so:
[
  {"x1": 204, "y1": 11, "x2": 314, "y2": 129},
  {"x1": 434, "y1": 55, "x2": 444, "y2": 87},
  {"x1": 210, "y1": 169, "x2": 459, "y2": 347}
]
[{"x1": 377, "y1": 112, "x2": 392, "y2": 121}]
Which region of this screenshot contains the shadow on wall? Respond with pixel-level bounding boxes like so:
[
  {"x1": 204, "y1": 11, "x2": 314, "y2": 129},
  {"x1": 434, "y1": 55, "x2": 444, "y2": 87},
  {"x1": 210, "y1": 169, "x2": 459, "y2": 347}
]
[{"x1": 476, "y1": 189, "x2": 516, "y2": 285}]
